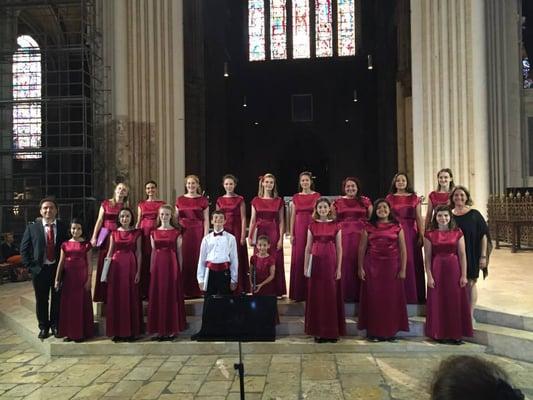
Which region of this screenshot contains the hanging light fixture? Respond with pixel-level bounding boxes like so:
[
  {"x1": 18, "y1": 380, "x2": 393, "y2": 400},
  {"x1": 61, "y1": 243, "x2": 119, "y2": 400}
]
[
  {"x1": 243, "y1": 96, "x2": 247, "y2": 108},
  {"x1": 353, "y1": 89, "x2": 358, "y2": 102},
  {"x1": 367, "y1": 54, "x2": 373, "y2": 70},
  {"x1": 224, "y1": 62, "x2": 229, "y2": 77}
]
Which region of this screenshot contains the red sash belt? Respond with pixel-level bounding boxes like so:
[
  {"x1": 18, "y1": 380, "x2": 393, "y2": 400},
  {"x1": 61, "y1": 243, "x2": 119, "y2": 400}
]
[{"x1": 207, "y1": 261, "x2": 230, "y2": 272}]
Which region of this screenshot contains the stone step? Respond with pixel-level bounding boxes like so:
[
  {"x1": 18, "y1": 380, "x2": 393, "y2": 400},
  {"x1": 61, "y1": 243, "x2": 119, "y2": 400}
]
[
  {"x1": 474, "y1": 307, "x2": 533, "y2": 333},
  {"x1": 410, "y1": 316, "x2": 533, "y2": 363},
  {"x1": 48, "y1": 336, "x2": 487, "y2": 356}
]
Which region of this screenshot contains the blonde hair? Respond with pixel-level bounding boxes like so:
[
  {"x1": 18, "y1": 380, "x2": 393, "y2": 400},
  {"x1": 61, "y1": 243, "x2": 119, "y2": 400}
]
[
  {"x1": 156, "y1": 204, "x2": 181, "y2": 230},
  {"x1": 110, "y1": 183, "x2": 129, "y2": 207},
  {"x1": 311, "y1": 197, "x2": 335, "y2": 220},
  {"x1": 185, "y1": 174, "x2": 202, "y2": 195},
  {"x1": 258, "y1": 173, "x2": 278, "y2": 198}
]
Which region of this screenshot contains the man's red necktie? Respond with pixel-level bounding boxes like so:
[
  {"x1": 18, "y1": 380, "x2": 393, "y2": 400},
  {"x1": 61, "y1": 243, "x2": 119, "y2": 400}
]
[{"x1": 46, "y1": 224, "x2": 55, "y2": 262}]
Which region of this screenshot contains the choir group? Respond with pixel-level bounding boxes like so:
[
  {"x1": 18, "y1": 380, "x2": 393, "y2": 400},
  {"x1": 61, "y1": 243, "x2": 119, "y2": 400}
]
[{"x1": 45, "y1": 169, "x2": 489, "y2": 344}]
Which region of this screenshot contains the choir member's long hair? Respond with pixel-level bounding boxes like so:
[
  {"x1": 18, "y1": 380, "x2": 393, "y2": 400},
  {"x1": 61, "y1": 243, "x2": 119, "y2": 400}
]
[
  {"x1": 110, "y1": 182, "x2": 130, "y2": 207},
  {"x1": 368, "y1": 199, "x2": 399, "y2": 227},
  {"x1": 257, "y1": 173, "x2": 279, "y2": 198},
  {"x1": 449, "y1": 185, "x2": 473, "y2": 208},
  {"x1": 435, "y1": 168, "x2": 455, "y2": 191},
  {"x1": 311, "y1": 197, "x2": 336, "y2": 220},
  {"x1": 429, "y1": 205, "x2": 458, "y2": 231},
  {"x1": 388, "y1": 172, "x2": 415, "y2": 194},
  {"x1": 156, "y1": 204, "x2": 182, "y2": 230},
  {"x1": 342, "y1": 176, "x2": 369, "y2": 207},
  {"x1": 184, "y1": 174, "x2": 202, "y2": 195},
  {"x1": 298, "y1": 171, "x2": 315, "y2": 191},
  {"x1": 115, "y1": 207, "x2": 135, "y2": 228}
]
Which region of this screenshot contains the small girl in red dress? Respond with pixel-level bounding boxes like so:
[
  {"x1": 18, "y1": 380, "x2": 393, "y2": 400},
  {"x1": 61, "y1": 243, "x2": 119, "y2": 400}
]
[
  {"x1": 289, "y1": 171, "x2": 320, "y2": 302},
  {"x1": 90, "y1": 182, "x2": 129, "y2": 302},
  {"x1": 358, "y1": 199, "x2": 409, "y2": 342},
  {"x1": 303, "y1": 198, "x2": 345, "y2": 343},
  {"x1": 105, "y1": 208, "x2": 143, "y2": 341},
  {"x1": 54, "y1": 219, "x2": 93, "y2": 342},
  {"x1": 249, "y1": 235, "x2": 276, "y2": 295},
  {"x1": 248, "y1": 173, "x2": 286, "y2": 297},
  {"x1": 136, "y1": 180, "x2": 165, "y2": 299},
  {"x1": 175, "y1": 175, "x2": 209, "y2": 298},
  {"x1": 147, "y1": 205, "x2": 186, "y2": 340},
  {"x1": 216, "y1": 174, "x2": 249, "y2": 294},
  {"x1": 424, "y1": 205, "x2": 472, "y2": 344},
  {"x1": 425, "y1": 168, "x2": 454, "y2": 228}
]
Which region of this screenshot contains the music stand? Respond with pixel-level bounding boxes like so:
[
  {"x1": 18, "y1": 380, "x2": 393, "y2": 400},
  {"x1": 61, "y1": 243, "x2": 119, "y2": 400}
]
[{"x1": 192, "y1": 295, "x2": 277, "y2": 400}]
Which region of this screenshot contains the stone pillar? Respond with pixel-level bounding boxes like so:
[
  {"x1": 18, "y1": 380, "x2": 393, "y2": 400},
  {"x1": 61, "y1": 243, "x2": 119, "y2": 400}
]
[
  {"x1": 99, "y1": 0, "x2": 185, "y2": 205},
  {"x1": 410, "y1": 0, "x2": 491, "y2": 214}
]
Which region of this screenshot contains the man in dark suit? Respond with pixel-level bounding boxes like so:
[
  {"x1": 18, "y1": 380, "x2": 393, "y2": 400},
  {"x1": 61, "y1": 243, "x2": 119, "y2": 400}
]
[{"x1": 21, "y1": 197, "x2": 69, "y2": 339}]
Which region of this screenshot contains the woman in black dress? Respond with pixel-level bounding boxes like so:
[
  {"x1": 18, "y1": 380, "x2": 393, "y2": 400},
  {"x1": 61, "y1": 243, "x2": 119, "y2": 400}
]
[{"x1": 450, "y1": 186, "x2": 488, "y2": 320}]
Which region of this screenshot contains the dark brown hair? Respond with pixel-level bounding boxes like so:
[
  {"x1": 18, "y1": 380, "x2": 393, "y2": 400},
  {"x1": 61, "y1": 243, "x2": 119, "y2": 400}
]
[
  {"x1": 222, "y1": 174, "x2": 238, "y2": 185},
  {"x1": 431, "y1": 355, "x2": 524, "y2": 400},
  {"x1": 211, "y1": 210, "x2": 225, "y2": 219},
  {"x1": 311, "y1": 197, "x2": 335, "y2": 220},
  {"x1": 256, "y1": 235, "x2": 270, "y2": 244},
  {"x1": 449, "y1": 185, "x2": 473, "y2": 208},
  {"x1": 39, "y1": 196, "x2": 58, "y2": 210},
  {"x1": 116, "y1": 207, "x2": 135, "y2": 228},
  {"x1": 388, "y1": 172, "x2": 415, "y2": 194},
  {"x1": 436, "y1": 168, "x2": 455, "y2": 191},
  {"x1": 368, "y1": 198, "x2": 398, "y2": 226},
  {"x1": 298, "y1": 171, "x2": 315, "y2": 191},
  {"x1": 429, "y1": 205, "x2": 457, "y2": 230}
]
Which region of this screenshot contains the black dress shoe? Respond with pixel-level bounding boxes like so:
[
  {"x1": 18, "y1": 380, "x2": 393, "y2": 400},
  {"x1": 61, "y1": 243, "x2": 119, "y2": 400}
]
[
  {"x1": 51, "y1": 327, "x2": 61, "y2": 338},
  {"x1": 38, "y1": 329, "x2": 49, "y2": 339}
]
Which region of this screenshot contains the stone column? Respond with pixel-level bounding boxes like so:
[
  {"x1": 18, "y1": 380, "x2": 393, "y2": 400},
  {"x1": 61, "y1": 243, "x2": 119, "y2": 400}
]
[
  {"x1": 99, "y1": 0, "x2": 185, "y2": 205},
  {"x1": 410, "y1": 0, "x2": 491, "y2": 214}
]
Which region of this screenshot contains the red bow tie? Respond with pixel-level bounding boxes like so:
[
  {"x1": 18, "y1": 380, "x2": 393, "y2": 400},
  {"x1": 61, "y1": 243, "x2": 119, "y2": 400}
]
[{"x1": 214, "y1": 231, "x2": 224, "y2": 237}]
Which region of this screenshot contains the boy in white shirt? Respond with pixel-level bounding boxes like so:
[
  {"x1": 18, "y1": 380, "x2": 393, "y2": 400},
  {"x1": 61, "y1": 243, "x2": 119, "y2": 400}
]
[{"x1": 197, "y1": 211, "x2": 238, "y2": 296}]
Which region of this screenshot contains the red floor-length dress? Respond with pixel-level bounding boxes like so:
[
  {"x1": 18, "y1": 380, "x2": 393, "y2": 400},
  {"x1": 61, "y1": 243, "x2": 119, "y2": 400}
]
[
  {"x1": 147, "y1": 229, "x2": 186, "y2": 336},
  {"x1": 386, "y1": 194, "x2": 425, "y2": 304},
  {"x1": 93, "y1": 199, "x2": 123, "y2": 302},
  {"x1": 425, "y1": 229, "x2": 473, "y2": 340},
  {"x1": 333, "y1": 196, "x2": 372, "y2": 302},
  {"x1": 305, "y1": 221, "x2": 346, "y2": 339},
  {"x1": 250, "y1": 196, "x2": 287, "y2": 296},
  {"x1": 138, "y1": 199, "x2": 165, "y2": 299},
  {"x1": 106, "y1": 229, "x2": 143, "y2": 338},
  {"x1": 58, "y1": 241, "x2": 94, "y2": 340},
  {"x1": 250, "y1": 254, "x2": 279, "y2": 324},
  {"x1": 358, "y1": 222, "x2": 409, "y2": 338},
  {"x1": 289, "y1": 192, "x2": 320, "y2": 301},
  {"x1": 217, "y1": 195, "x2": 250, "y2": 294},
  {"x1": 176, "y1": 195, "x2": 208, "y2": 298}
]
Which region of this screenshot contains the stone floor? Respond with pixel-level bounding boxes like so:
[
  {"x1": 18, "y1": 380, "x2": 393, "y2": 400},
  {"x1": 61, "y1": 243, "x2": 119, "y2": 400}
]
[{"x1": 0, "y1": 326, "x2": 532, "y2": 400}]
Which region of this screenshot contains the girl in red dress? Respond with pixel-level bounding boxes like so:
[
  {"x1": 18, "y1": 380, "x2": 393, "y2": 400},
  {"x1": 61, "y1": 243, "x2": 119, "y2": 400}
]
[
  {"x1": 216, "y1": 174, "x2": 249, "y2": 294},
  {"x1": 425, "y1": 168, "x2": 454, "y2": 228},
  {"x1": 386, "y1": 173, "x2": 425, "y2": 304},
  {"x1": 424, "y1": 205, "x2": 472, "y2": 344},
  {"x1": 175, "y1": 175, "x2": 209, "y2": 298},
  {"x1": 248, "y1": 173, "x2": 286, "y2": 297},
  {"x1": 358, "y1": 199, "x2": 408, "y2": 341},
  {"x1": 304, "y1": 198, "x2": 345, "y2": 343},
  {"x1": 332, "y1": 177, "x2": 372, "y2": 302},
  {"x1": 105, "y1": 208, "x2": 143, "y2": 341},
  {"x1": 147, "y1": 205, "x2": 186, "y2": 340},
  {"x1": 289, "y1": 172, "x2": 320, "y2": 301},
  {"x1": 250, "y1": 235, "x2": 279, "y2": 325},
  {"x1": 90, "y1": 182, "x2": 128, "y2": 302},
  {"x1": 54, "y1": 219, "x2": 93, "y2": 342},
  {"x1": 136, "y1": 180, "x2": 165, "y2": 300}
]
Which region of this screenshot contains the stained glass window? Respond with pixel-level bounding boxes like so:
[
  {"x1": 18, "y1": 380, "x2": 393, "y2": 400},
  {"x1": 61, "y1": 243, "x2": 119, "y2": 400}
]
[
  {"x1": 315, "y1": 0, "x2": 333, "y2": 57},
  {"x1": 270, "y1": 0, "x2": 287, "y2": 59},
  {"x1": 12, "y1": 35, "x2": 41, "y2": 159},
  {"x1": 293, "y1": 0, "x2": 310, "y2": 59},
  {"x1": 337, "y1": 0, "x2": 355, "y2": 56},
  {"x1": 249, "y1": 0, "x2": 266, "y2": 61}
]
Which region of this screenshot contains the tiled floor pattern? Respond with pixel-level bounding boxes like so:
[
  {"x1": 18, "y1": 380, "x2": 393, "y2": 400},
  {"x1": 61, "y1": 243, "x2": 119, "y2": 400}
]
[{"x1": 0, "y1": 327, "x2": 532, "y2": 400}]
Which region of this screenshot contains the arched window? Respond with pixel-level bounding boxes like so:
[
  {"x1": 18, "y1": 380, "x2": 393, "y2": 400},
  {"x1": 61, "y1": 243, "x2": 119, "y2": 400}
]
[
  {"x1": 12, "y1": 35, "x2": 42, "y2": 159},
  {"x1": 248, "y1": 0, "x2": 358, "y2": 61}
]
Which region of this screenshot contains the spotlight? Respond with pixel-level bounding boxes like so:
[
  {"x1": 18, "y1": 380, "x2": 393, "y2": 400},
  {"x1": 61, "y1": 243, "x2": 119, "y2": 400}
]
[
  {"x1": 367, "y1": 54, "x2": 373, "y2": 70},
  {"x1": 224, "y1": 62, "x2": 229, "y2": 77},
  {"x1": 243, "y1": 96, "x2": 247, "y2": 108},
  {"x1": 353, "y1": 90, "x2": 358, "y2": 102}
]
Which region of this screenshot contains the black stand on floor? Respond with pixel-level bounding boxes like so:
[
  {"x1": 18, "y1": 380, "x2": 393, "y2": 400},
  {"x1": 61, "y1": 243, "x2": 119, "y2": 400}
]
[{"x1": 192, "y1": 295, "x2": 277, "y2": 400}]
